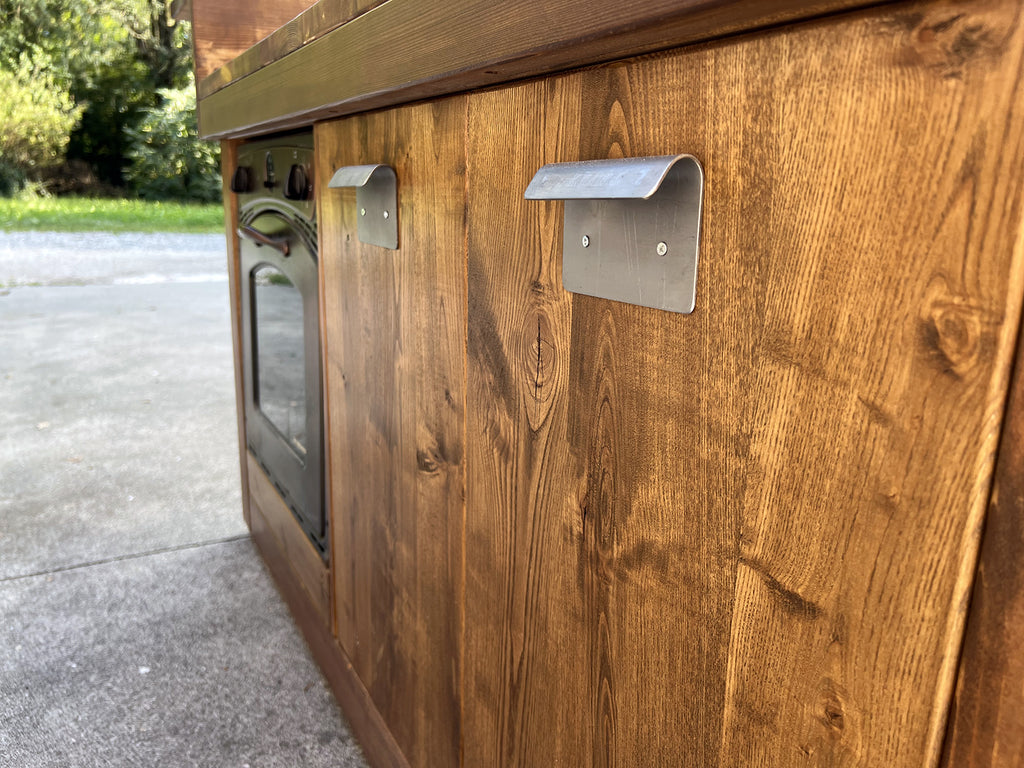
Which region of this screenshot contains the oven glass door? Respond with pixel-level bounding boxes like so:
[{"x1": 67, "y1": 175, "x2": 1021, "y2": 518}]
[
  {"x1": 253, "y1": 264, "x2": 307, "y2": 456},
  {"x1": 239, "y1": 208, "x2": 324, "y2": 551}
]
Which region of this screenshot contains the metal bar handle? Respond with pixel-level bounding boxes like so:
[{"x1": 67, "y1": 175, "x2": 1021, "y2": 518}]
[{"x1": 238, "y1": 225, "x2": 290, "y2": 257}]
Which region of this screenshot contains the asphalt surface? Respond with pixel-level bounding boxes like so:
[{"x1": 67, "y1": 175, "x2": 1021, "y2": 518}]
[{"x1": 0, "y1": 232, "x2": 367, "y2": 767}]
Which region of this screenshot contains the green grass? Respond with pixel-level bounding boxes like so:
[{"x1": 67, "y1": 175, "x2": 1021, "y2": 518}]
[{"x1": 0, "y1": 196, "x2": 225, "y2": 234}]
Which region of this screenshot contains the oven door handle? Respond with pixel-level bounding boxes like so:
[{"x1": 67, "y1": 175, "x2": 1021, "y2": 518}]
[{"x1": 238, "y1": 225, "x2": 291, "y2": 257}]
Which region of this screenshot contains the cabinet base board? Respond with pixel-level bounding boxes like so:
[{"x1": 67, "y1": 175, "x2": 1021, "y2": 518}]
[
  {"x1": 246, "y1": 453, "x2": 330, "y2": 621},
  {"x1": 248, "y1": 492, "x2": 409, "y2": 768}
]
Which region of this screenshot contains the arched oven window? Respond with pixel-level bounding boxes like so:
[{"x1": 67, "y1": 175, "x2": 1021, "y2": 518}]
[{"x1": 252, "y1": 264, "x2": 307, "y2": 459}]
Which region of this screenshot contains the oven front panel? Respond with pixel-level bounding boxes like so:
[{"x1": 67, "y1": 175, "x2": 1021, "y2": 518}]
[{"x1": 239, "y1": 206, "x2": 325, "y2": 553}]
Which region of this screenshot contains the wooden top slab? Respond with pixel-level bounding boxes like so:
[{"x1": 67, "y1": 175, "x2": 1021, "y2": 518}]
[{"x1": 195, "y1": 0, "x2": 893, "y2": 139}]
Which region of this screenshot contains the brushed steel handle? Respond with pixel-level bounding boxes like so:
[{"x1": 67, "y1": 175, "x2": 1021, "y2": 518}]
[
  {"x1": 524, "y1": 155, "x2": 704, "y2": 314},
  {"x1": 327, "y1": 163, "x2": 398, "y2": 250}
]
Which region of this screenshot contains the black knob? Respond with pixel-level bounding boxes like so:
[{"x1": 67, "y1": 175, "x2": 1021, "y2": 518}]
[
  {"x1": 230, "y1": 165, "x2": 252, "y2": 193},
  {"x1": 284, "y1": 164, "x2": 310, "y2": 201},
  {"x1": 263, "y1": 152, "x2": 276, "y2": 189}
]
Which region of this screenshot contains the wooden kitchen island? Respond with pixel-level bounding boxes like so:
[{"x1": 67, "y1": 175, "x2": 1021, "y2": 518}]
[{"x1": 180, "y1": 1, "x2": 1024, "y2": 765}]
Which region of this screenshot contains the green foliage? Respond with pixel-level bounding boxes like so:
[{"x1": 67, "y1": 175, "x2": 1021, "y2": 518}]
[
  {"x1": 0, "y1": 195, "x2": 224, "y2": 233},
  {"x1": 0, "y1": 0, "x2": 201, "y2": 195},
  {"x1": 65, "y1": 1, "x2": 196, "y2": 186},
  {"x1": 66, "y1": 52, "x2": 153, "y2": 187},
  {"x1": 0, "y1": 1, "x2": 131, "y2": 91},
  {"x1": 126, "y1": 79, "x2": 222, "y2": 202},
  {"x1": 0, "y1": 55, "x2": 84, "y2": 186}
]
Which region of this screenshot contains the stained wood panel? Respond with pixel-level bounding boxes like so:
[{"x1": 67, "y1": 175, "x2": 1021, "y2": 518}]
[
  {"x1": 189, "y1": 0, "x2": 317, "y2": 83},
  {"x1": 247, "y1": 468, "x2": 408, "y2": 768},
  {"x1": 220, "y1": 140, "x2": 251, "y2": 527},
  {"x1": 196, "y1": 0, "x2": 894, "y2": 138},
  {"x1": 463, "y1": 1, "x2": 1024, "y2": 766},
  {"x1": 941, "y1": 324, "x2": 1024, "y2": 766},
  {"x1": 247, "y1": 453, "x2": 330, "y2": 622},
  {"x1": 196, "y1": 0, "x2": 386, "y2": 99},
  {"x1": 463, "y1": 60, "x2": 750, "y2": 768},
  {"x1": 315, "y1": 99, "x2": 467, "y2": 768},
  {"x1": 197, "y1": 0, "x2": 895, "y2": 101}
]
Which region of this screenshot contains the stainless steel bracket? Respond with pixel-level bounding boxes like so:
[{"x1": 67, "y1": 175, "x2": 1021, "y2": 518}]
[
  {"x1": 327, "y1": 164, "x2": 398, "y2": 249},
  {"x1": 524, "y1": 155, "x2": 704, "y2": 314}
]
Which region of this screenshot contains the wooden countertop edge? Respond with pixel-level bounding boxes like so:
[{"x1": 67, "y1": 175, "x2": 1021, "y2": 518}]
[
  {"x1": 197, "y1": 0, "x2": 894, "y2": 139},
  {"x1": 196, "y1": 0, "x2": 386, "y2": 100}
]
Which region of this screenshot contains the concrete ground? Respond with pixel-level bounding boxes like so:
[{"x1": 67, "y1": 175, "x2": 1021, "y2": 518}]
[{"x1": 0, "y1": 232, "x2": 367, "y2": 767}]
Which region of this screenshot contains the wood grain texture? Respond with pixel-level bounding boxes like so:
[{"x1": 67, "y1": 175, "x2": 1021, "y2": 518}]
[
  {"x1": 196, "y1": 0, "x2": 386, "y2": 100},
  {"x1": 315, "y1": 98, "x2": 467, "y2": 768},
  {"x1": 463, "y1": 56, "x2": 748, "y2": 768},
  {"x1": 462, "y1": 1, "x2": 1024, "y2": 766},
  {"x1": 247, "y1": 453, "x2": 331, "y2": 622},
  {"x1": 189, "y1": 0, "x2": 318, "y2": 83},
  {"x1": 221, "y1": 140, "x2": 251, "y2": 528},
  {"x1": 195, "y1": 0, "x2": 896, "y2": 139},
  {"x1": 941, "y1": 324, "x2": 1024, "y2": 764},
  {"x1": 249, "y1": 486, "x2": 409, "y2": 768}
]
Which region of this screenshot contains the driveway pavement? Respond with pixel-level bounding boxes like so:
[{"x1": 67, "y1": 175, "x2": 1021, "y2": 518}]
[{"x1": 0, "y1": 232, "x2": 366, "y2": 767}]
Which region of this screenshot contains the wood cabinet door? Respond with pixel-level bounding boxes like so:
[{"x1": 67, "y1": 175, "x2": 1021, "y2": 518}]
[
  {"x1": 462, "y1": 1, "x2": 1024, "y2": 766},
  {"x1": 315, "y1": 98, "x2": 467, "y2": 768}
]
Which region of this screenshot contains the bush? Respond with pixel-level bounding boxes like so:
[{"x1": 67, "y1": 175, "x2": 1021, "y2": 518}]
[
  {"x1": 125, "y1": 79, "x2": 221, "y2": 202},
  {"x1": 0, "y1": 54, "x2": 84, "y2": 192}
]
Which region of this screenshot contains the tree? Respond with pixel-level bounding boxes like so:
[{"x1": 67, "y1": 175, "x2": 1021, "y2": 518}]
[
  {"x1": 0, "y1": 0, "x2": 199, "y2": 193},
  {"x1": 131, "y1": 0, "x2": 192, "y2": 91},
  {"x1": 65, "y1": 0, "x2": 194, "y2": 187},
  {"x1": 0, "y1": 53, "x2": 84, "y2": 192},
  {"x1": 125, "y1": 76, "x2": 221, "y2": 202},
  {"x1": 0, "y1": 0, "x2": 107, "y2": 188}
]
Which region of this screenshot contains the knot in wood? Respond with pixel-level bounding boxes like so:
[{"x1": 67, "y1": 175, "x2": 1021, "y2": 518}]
[
  {"x1": 922, "y1": 299, "x2": 982, "y2": 377},
  {"x1": 822, "y1": 702, "x2": 846, "y2": 731},
  {"x1": 416, "y1": 447, "x2": 440, "y2": 474},
  {"x1": 816, "y1": 677, "x2": 852, "y2": 739},
  {"x1": 520, "y1": 310, "x2": 558, "y2": 430},
  {"x1": 899, "y1": 8, "x2": 1002, "y2": 79}
]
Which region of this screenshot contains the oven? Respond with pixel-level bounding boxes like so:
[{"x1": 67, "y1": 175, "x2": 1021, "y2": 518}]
[{"x1": 232, "y1": 132, "x2": 325, "y2": 555}]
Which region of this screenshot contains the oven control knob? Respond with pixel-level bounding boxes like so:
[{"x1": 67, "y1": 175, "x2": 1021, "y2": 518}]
[
  {"x1": 284, "y1": 164, "x2": 310, "y2": 201},
  {"x1": 230, "y1": 165, "x2": 253, "y2": 193}
]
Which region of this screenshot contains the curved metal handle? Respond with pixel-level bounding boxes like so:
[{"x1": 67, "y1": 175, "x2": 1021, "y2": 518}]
[
  {"x1": 238, "y1": 225, "x2": 290, "y2": 257},
  {"x1": 524, "y1": 155, "x2": 704, "y2": 314},
  {"x1": 327, "y1": 163, "x2": 398, "y2": 249}
]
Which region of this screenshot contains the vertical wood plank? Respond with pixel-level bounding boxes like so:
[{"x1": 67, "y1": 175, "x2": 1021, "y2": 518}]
[
  {"x1": 710, "y1": 4, "x2": 1024, "y2": 765},
  {"x1": 941, "y1": 326, "x2": 1024, "y2": 766},
  {"x1": 464, "y1": 0, "x2": 1024, "y2": 766},
  {"x1": 247, "y1": 467, "x2": 410, "y2": 768},
  {"x1": 220, "y1": 139, "x2": 251, "y2": 528},
  {"x1": 463, "y1": 47, "x2": 757, "y2": 768},
  {"x1": 315, "y1": 97, "x2": 467, "y2": 768},
  {"x1": 568, "y1": 55, "x2": 758, "y2": 768},
  {"x1": 463, "y1": 77, "x2": 594, "y2": 768},
  {"x1": 247, "y1": 455, "x2": 331, "y2": 623}
]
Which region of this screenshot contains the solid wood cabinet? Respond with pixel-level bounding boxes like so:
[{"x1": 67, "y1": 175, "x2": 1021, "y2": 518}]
[
  {"x1": 221, "y1": 0, "x2": 1024, "y2": 766},
  {"x1": 462, "y1": 2, "x2": 1024, "y2": 764}
]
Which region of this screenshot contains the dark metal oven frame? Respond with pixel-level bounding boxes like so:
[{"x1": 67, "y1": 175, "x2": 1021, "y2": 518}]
[{"x1": 236, "y1": 135, "x2": 325, "y2": 555}]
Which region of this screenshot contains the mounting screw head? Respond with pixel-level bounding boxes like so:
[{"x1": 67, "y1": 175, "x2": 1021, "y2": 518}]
[
  {"x1": 581, "y1": 235, "x2": 590, "y2": 248},
  {"x1": 656, "y1": 241, "x2": 668, "y2": 256},
  {"x1": 383, "y1": 210, "x2": 390, "y2": 219},
  {"x1": 360, "y1": 208, "x2": 366, "y2": 216}
]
